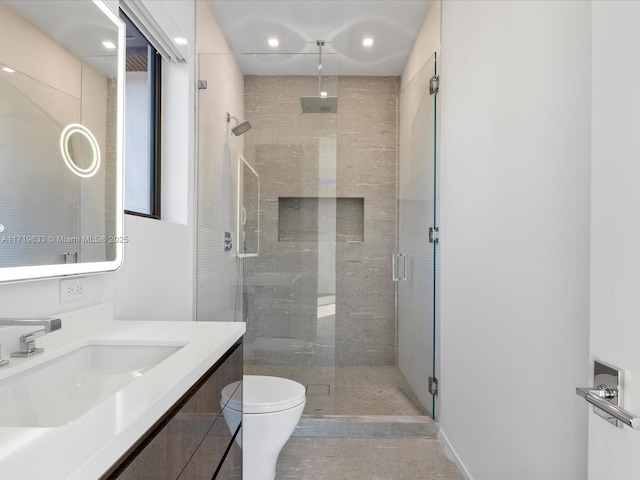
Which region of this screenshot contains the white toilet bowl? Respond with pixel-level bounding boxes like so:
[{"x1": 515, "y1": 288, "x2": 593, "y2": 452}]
[{"x1": 220, "y1": 375, "x2": 306, "y2": 480}]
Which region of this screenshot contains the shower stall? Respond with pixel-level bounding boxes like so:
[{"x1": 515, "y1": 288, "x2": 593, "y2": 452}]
[{"x1": 197, "y1": 50, "x2": 439, "y2": 420}]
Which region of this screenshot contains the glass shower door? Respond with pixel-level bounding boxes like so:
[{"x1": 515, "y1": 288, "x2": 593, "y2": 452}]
[{"x1": 396, "y1": 53, "x2": 438, "y2": 418}]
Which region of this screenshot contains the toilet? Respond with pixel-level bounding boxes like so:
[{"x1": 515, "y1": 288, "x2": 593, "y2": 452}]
[{"x1": 220, "y1": 375, "x2": 306, "y2": 480}]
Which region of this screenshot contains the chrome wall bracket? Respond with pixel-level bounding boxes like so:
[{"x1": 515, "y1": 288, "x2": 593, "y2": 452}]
[
  {"x1": 576, "y1": 360, "x2": 640, "y2": 430},
  {"x1": 429, "y1": 227, "x2": 439, "y2": 244},
  {"x1": 428, "y1": 376, "x2": 439, "y2": 396},
  {"x1": 429, "y1": 75, "x2": 439, "y2": 95}
]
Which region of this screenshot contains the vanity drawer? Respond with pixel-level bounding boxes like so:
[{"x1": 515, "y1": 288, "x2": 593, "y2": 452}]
[
  {"x1": 177, "y1": 415, "x2": 241, "y2": 479},
  {"x1": 104, "y1": 340, "x2": 242, "y2": 480}
]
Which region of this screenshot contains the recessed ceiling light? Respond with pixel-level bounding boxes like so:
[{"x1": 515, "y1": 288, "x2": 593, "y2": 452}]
[
  {"x1": 174, "y1": 37, "x2": 188, "y2": 45},
  {"x1": 362, "y1": 37, "x2": 374, "y2": 47},
  {"x1": 268, "y1": 38, "x2": 279, "y2": 47},
  {"x1": 102, "y1": 41, "x2": 116, "y2": 49},
  {"x1": 2, "y1": 67, "x2": 15, "y2": 73}
]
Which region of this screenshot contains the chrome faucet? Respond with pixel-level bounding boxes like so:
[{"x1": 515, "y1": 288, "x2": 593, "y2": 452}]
[{"x1": 0, "y1": 318, "x2": 62, "y2": 357}]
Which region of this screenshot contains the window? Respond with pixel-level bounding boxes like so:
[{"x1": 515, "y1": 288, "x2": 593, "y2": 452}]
[{"x1": 120, "y1": 11, "x2": 161, "y2": 218}]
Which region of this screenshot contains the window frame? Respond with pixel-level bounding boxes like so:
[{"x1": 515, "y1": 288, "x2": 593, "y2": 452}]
[{"x1": 120, "y1": 10, "x2": 162, "y2": 220}]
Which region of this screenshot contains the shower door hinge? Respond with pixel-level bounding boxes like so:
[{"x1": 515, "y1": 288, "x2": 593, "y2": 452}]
[
  {"x1": 428, "y1": 377, "x2": 439, "y2": 396},
  {"x1": 429, "y1": 227, "x2": 439, "y2": 244},
  {"x1": 429, "y1": 75, "x2": 439, "y2": 95},
  {"x1": 198, "y1": 80, "x2": 208, "y2": 89}
]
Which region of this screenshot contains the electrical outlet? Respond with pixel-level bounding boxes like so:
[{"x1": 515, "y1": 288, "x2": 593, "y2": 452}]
[{"x1": 60, "y1": 278, "x2": 86, "y2": 303}]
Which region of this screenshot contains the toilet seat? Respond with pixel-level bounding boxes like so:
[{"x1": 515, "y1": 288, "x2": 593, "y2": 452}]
[{"x1": 221, "y1": 375, "x2": 306, "y2": 414}]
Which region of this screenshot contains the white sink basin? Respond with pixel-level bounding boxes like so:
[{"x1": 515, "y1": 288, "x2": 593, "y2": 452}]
[{"x1": 0, "y1": 344, "x2": 182, "y2": 427}]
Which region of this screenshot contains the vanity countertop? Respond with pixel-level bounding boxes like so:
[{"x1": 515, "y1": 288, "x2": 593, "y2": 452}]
[{"x1": 0, "y1": 312, "x2": 245, "y2": 479}]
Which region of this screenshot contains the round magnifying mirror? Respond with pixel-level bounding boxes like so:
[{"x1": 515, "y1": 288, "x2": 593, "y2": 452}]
[{"x1": 60, "y1": 124, "x2": 101, "y2": 178}]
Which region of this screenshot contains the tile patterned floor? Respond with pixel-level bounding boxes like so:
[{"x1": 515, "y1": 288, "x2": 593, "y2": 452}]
[
  {"x1": 243, "y1": 364, "x2": 464, "y2": 479},
  {"x1": 244, "y1": 365, "x2": 423, "y2": 416},
  {"x1": 276, "y1": 437, "x2": 464, "y2": 480}
]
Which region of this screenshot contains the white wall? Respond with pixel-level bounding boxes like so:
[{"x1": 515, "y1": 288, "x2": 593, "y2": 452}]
[
  {"x1": 401, "y1": 0, "x2": 441, "y2": 89},
  {"x1": 113, "y1": 1, "x2": 196, "y2": 322},
  {"x1": 113, "y1": 217, "x2": 192, "y2": 320},
  {"x1": 590, "y1": 2, "x2": 640, "y2": 478},
  {"x1": 439, "y1": 1, "x2": 590, "y2": 478},
  {"x1": 194, "y1": 0, "x2": 245, "y2": 322}
]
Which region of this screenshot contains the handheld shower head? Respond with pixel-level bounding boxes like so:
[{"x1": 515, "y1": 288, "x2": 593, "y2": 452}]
[
  {"x1": 227, "y1": 112, "x2": 252, "y2": 136},
  {"x1": 232, "y1": 120, "x2": 252, "y2": 136}
]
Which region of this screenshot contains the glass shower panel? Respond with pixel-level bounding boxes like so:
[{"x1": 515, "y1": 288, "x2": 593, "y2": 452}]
[
  {"x1": 396, "y1": 53, "x2": 438, "y2": 418},
  {"x1": 196, "y1": 53, "x2": 243, "y2": 324},
  {"x1": 197, "y1": 51, "x2": 427, "y2": 419},
  {"x1": 238, "y1": 53, "x2": 339, "y2": 416}
]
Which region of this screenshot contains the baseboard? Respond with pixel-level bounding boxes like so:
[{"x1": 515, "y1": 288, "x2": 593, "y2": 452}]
[{"x1": 438, "y1": 429, "x2": 473, "y2": 480}]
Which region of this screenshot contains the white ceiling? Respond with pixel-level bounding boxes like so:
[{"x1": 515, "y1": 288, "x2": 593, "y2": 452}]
[
  {"x1": 7, "y1": 0, "x2": 120, "y2": 77},
  {"x1": 207, "y1": 1, "x2": 431, "y2": 76}
]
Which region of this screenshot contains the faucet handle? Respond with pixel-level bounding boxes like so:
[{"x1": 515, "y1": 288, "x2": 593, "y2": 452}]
[
  {"x1": 0, "y1": 317, "x2": 62, "y2": 358},
  {"x1": 11, "y1": 331, "x2": 45, "y2": 357},
  {"x1": 11, "y1": 327, "x2": 52, "y2": 357}
]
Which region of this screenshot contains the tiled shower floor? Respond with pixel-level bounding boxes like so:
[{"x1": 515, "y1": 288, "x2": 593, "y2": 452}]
[
  {"x1": 243, "y1": 365, "x2": 423, "y2": 416},
  {"x1": 242, "y1": 365, "x2": 464, "y2": 479}
]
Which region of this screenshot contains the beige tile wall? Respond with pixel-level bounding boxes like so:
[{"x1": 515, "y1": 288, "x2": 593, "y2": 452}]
[{"x1": 243, "y1": 75, "x2": 399, "y2": 366}]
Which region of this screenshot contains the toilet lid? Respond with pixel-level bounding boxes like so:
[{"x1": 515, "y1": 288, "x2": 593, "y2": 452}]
[{"x1": 221, "y1": 375, "x2": 306, "y2": 414}]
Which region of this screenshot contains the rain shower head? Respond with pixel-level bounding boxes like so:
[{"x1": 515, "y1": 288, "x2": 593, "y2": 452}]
[
  {"x1": 300, "y1": 40, "x2": 338, "y2": 114},
  {"x1": 227, "y1": 112, "x2": 252, "y2": 136},
  {"x1": 300, "y1": 96, "x2": 338, "y2": 114}
]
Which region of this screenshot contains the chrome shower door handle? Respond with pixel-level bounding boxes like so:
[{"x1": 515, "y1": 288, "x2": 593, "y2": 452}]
[{"x1": 392, "y1": 253, "x2": 408, "y2": 282}]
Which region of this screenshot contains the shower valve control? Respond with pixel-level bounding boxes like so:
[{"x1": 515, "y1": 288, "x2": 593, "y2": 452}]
[{"x1": 224, "y1": 232, "x2": 233, "y2": 252}]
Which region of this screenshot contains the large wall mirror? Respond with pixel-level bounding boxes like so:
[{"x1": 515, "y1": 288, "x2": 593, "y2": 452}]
[{"x1": 0, "y1": 0, "x2": 124, "y2": 282}]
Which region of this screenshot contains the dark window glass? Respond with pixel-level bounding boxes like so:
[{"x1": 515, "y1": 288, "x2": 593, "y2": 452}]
[{"x1": 120, "y1": 11, "x2": 161, "y2": 218}]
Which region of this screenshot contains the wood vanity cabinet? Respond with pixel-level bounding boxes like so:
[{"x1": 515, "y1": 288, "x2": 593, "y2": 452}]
[{"x1": 103, "y1": 341, "x2": 243, "y2": 480}]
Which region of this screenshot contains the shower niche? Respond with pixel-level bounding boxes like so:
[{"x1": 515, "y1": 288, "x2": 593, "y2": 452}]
[{"x1": 278, "y1": 197, "x2": 364, "y2": 243}]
